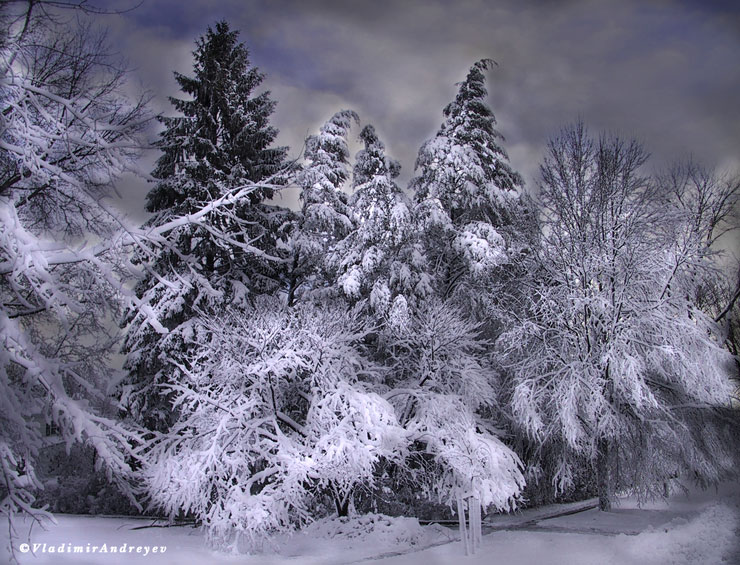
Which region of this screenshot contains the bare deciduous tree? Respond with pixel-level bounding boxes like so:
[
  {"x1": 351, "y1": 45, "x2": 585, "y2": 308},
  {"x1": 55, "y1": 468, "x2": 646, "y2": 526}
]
[
  {"x1": 498, "y1": 122, "x2": 738, "y2": 511},
  {"x1": 1, "y1": 2, "x2": 152, "y2": 554}
]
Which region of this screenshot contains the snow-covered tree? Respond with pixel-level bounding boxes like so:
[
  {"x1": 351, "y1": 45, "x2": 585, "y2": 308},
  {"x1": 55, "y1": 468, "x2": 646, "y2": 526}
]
[
  {"x1": 332, "y1": 124, "x2": 430, "y2": 325},
  {"x1": 715, "y1": 264, "x2": 740, "y2": 370},
  {"x1": 120, "y1": 21, "x2": 291, "y2": 431},
  {"x1": 140, "y1": 295, "x2": 525, "y2": 552},
  {"x1": 411, "y1": 59, "x2": 531, "y2": 300},
  {"x1": 384, "y1": 299, "x2": 524, "y2": 552},
  {"x1": 142, "y1": 297, "x2": 408, "y2": 550},
  {"x1": 135, "y1": 113, "x2": 525, "y2": 553},
  {"x1": 498, "y1": 123, "x2": 738, "y2": 510},
  {"x1": 0, "y1": 1, "x2": 151, "y2": 545},
  {"x1": 286, "y1": 110, "x2": 357, "y2": 305},
  {"x1": 655, "y1": 160, "x2": 740, "y2": 322}
]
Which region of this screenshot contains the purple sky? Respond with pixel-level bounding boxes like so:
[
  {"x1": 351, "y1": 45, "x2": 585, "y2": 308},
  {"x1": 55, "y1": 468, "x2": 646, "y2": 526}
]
[{"x1": 94, "y1": 0, "x2": 740, "y2": 237}]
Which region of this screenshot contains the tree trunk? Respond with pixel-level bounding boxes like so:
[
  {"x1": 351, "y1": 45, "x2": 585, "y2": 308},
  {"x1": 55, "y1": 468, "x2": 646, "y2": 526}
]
[
  {"x1": 334, "y1": 493, "x2": 350, "y2": 517},
  {"x1": 597, "y1": 438, "x2": 614, "y2": 511},
  {"x1": 286, "y1": 252, "x2": 300, "y2": 307},
  {"x1": 457, "y1": 495, "x2": 469, "y2": 556}
]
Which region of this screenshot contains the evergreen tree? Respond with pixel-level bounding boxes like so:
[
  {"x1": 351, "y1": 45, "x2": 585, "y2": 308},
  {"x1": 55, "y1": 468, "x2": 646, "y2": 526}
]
[
  {"x1": 411, "y1": 60, "x2": 531, "y2": 299},
  {"x1": 148, "y1": 21, "x2": 287, "y2": 211},
  {"x1": 120, "y1": 21, "x2": 290, "y2": 431},
  {"x1": 286, "y1": 110, "x2": 358, "y2": 306},
  {"x1": 332, "y1": 125, "x2": 430, "y2": 326}
]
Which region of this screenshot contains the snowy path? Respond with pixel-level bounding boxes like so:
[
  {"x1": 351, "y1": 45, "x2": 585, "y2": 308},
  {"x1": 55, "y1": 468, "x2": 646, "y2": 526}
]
[
  {"x1": 485, "y1": 497, "x2": 599, "y2": 531},
  {"x1": 2, "y1": 481, "x2": 738, "y2": 564}
]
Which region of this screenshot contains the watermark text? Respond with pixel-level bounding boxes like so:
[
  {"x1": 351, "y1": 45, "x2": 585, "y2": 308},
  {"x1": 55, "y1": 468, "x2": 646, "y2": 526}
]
[{"x1": 18, "y1": 542, "x2": 167, "y2": 556}]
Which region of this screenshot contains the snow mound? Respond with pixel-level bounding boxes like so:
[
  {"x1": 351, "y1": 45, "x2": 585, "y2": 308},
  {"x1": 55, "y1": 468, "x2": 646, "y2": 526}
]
[
  {"x1": 638, "y1": 501, "x2": 739, "y2": 565},
  {"x1": 302, "y1": 513, "x2": 433, "y2": 547},
  {"x1": 276, "y1": 513, "x2": 452, "y2": 562}
]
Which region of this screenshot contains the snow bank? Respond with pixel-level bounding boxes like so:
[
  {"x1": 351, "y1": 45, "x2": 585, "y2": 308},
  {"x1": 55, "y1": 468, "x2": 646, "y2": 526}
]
[
  {"x1": 277, "y1": 513, "x2": 452, "y2": 562},
  {"x1": 378, "y1": 486, "x2": 740, "y2": 565},
  {"x1": 3, "y1": 483, "x2": 738, "y2": 564},
  {"x1": 627, "y1": 500, "x2": 739, "y2": 565}
]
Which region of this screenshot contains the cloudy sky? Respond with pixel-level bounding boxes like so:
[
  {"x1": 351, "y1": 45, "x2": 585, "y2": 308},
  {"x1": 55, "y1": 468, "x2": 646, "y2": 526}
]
[{"x1": 95, "y1": 0, "x2": 740, "y2": 225}]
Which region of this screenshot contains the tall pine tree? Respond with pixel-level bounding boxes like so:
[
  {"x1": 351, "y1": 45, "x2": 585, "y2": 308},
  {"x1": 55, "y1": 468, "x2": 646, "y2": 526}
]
[
  {"x1": 332, "y1": 125, "x2": 430, "y2": 327},
  {"x1": 402, "y1": 61, "x2": 537, "y2": 529},
  {"x1": 411, "y1": 60, "x2": 531, "y2": 300},
  {"x1": 121, "y1": 21, "x2": 290, "y2": 431},
  {"x1": 286, "y1": 110, "x2": 358, "y2": 306}
]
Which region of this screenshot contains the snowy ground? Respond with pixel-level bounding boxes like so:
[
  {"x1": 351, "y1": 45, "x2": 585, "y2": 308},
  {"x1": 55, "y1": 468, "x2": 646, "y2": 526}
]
[{"x1": 3, "y1": 481, "x2": 739, "y2": 565}]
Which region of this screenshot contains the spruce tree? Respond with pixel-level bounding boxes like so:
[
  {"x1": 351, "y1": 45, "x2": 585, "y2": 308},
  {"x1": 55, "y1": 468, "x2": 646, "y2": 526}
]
[
  {"x1": 406, "y1": 61, "x2": 538, "y2": 517},
  {"x1": 411, "y1": 60, "x2": 531, "y2": 299},
  {"x1": 332, "y1": 125, "x2": 430, "y2": 325},
  {"x1": 120, "y1": 21, "x2": 289, "y2": 431},
  {"x1": 350, "y1": 125, "x2": 405, "y2": 252},
  {"x1": 148, "y1": 21, "x2": 287, "y2": 212},
  {"x1": 412, "y1": 59, "x2": 522, "y2": 224},
  {"x1": 287, "y1": 110, "x2": 358, "y2": 306}
]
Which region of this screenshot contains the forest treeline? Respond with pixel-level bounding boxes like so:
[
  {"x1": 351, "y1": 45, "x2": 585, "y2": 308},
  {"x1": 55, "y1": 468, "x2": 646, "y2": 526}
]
[{"x1": 2, "y1": 2, "x2": 739, "y2": 555}]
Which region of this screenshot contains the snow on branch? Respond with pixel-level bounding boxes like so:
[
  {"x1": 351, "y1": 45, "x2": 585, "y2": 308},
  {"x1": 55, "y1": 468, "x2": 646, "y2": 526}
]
[{"x1": 140, "y1": 298, "x2": 407, "y2": 549}]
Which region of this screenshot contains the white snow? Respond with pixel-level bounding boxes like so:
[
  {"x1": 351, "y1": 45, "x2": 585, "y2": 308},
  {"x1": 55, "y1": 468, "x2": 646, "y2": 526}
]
[{"x1": 3, "y1": 480, "x2": 738, "y2": 565}]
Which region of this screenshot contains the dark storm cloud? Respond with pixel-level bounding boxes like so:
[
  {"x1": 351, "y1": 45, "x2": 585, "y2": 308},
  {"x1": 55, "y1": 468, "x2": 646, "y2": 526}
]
[{"x1": 101, "y1": 0, "x2": 740, "y2": 225}]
